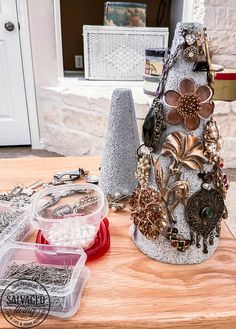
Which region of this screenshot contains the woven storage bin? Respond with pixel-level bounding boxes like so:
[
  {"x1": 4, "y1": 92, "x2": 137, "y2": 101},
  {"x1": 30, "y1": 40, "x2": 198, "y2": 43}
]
[{"x1": 83, "y1": 26, "x2": 169, "y2": 81}]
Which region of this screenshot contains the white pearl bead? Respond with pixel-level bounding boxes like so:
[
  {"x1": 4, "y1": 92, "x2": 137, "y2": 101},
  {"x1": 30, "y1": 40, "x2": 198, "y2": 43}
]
[{"x1": 48, "y1": 222, "x2": 97, "y2": 249}]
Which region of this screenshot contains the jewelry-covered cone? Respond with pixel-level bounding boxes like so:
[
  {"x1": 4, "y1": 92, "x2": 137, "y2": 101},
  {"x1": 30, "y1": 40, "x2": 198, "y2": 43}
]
[{"x1": 131, "y1": 22, "x2": 227, "y2": 264}]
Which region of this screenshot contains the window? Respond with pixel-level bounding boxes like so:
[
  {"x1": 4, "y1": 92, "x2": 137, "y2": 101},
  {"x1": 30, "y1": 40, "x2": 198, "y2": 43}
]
[{"x1": 57, "y1": 0, "x2": 187, "y2": 78}]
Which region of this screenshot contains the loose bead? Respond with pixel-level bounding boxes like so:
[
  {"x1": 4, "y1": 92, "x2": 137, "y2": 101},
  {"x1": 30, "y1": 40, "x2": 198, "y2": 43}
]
[{"x1": 114, "y1": 192, "x2": 121, "y2": 198}]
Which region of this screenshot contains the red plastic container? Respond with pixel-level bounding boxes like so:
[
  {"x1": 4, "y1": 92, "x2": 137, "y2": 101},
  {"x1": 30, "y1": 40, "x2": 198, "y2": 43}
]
[{"x1": 36, "y1": 218, "x2": 110, "y2": 261}]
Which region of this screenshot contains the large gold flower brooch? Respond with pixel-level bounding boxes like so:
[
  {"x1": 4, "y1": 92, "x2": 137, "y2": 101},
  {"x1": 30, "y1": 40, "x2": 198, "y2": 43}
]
[{"x1": 164, "y1": 78, "x2": 214, "y2": 131}]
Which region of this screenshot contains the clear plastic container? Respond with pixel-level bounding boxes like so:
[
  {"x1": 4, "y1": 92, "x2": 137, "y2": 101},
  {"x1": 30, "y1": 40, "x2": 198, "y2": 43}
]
[
  {"x1": 31, "y1": 184, "x2": 108, "y2": 250},
  {"x1": 0, "y1": 241, "x2": 89, "y2": 318},
  {"x1": 36, "y1": 217, "x2": 110, "y2": 261},
  {"x1": 0, "y1": 201, "x2": 34, "y2": 247}
]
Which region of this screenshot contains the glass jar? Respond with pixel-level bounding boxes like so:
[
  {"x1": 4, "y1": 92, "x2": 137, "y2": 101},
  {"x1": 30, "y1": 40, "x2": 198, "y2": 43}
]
[{"x1": 145, "y1": 48, "x2": 166, "y2": 76}]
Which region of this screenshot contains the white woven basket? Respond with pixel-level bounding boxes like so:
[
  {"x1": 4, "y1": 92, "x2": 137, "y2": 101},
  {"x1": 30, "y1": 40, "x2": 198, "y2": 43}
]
[{"x1": 83, "y1": 26, "x2": 169, "y2": 81}]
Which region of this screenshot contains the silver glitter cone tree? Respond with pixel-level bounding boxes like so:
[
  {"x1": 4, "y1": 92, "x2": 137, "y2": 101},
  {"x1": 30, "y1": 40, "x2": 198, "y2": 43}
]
[
  {"x1": 99, "y1": 88, "x2": 140, "y2": 200},
  {"x1": 130, "y1": 22, "x2": 229, "y2": 264}
]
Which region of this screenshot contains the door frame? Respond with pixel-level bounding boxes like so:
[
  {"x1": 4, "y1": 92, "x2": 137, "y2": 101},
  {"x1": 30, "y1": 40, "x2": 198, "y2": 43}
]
[{"x1": 16, "y1": 0, "x2": 40, "y2": 148}]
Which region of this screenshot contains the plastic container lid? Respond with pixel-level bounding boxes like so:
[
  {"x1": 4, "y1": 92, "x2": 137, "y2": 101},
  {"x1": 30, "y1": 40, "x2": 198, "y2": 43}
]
[{"x1": 32, "y1": 183, "x2": 108, "y2": 225}]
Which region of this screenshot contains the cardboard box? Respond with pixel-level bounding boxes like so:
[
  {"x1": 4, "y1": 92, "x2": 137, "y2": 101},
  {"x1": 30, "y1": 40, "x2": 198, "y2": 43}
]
[
  {"x1": 104, "y1": 2, "x2": 146, "y2": 27},
  {"x1": 213, "y1": 69, "x2": 236, "y2": 101}
]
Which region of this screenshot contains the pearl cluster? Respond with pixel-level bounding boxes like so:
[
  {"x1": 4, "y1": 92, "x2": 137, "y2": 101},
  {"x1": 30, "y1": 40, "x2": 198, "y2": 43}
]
[
  {"x1": 47, "y1": 221, "x2": 97, "y2": 250},
  {"x1": 135, "y1": 155, "x2": 151, "y2": 187},
  {"x1": 108, "y1": 192, "x2": 126, "y2": 212}
]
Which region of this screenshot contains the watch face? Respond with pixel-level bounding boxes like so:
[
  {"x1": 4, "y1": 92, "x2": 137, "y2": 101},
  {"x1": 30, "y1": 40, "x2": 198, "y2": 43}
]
[{"x1": 185, "y1": 33, "x2": 196, "y2": 46}]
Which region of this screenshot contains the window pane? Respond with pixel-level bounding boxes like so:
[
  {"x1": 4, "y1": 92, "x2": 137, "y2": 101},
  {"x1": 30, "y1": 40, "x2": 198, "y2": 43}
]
[{"x1": 60, "y1": 0, "x2": 171, "y2": 74}]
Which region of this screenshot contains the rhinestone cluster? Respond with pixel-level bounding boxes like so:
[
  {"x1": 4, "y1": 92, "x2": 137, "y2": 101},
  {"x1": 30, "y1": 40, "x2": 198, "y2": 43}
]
[
  {"x1": 130, "y1": 187, "x2": 167, "y2": 240},
  {"x1": 166, "y1": 227, "x2": 191, "y2": 252}
]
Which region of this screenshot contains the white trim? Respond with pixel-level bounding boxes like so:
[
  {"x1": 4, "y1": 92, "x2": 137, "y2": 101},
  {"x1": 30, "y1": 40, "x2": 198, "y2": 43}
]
[
  {"x1": 54, "y1": 0, "x2": 64, "y2": 79},
  {"x1": 182, "y1": 0, "x2": 194, "y2": 21},
  {"x1": 16, "y1": 0, "x2": 40, "y2": 148}
]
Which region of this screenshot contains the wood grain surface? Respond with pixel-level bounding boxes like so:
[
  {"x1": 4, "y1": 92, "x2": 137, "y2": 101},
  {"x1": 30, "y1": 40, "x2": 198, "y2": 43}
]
[{"x1": 0, "y1": 156, "x2": 235, "y2": 329}]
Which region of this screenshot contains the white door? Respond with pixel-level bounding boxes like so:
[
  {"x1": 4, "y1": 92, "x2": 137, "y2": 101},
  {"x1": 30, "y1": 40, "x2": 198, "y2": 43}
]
[{"x1": 0, "y1": 0, "x2": 30, "y2": 145}]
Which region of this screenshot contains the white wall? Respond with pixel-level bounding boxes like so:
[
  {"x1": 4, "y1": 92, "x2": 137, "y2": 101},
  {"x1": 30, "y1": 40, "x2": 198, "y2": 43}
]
[{"x1": 204, "y1": 0, "x2": 236, "y2": 68}]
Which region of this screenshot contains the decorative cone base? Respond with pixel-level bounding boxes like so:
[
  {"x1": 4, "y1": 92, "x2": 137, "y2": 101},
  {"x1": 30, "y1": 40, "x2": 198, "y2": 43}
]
[{"x1": 99, "y1": 88, "x2": 140, "y2": 197}]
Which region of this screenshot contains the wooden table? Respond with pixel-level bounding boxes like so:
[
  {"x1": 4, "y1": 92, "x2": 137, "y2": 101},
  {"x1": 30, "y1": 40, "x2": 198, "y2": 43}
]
[{"x1": 0, "y1": 156, "x2": 236, "y2": 329}]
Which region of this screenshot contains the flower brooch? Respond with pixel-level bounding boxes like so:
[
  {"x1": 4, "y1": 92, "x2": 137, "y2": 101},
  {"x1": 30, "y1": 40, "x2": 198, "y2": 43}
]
[
  {"x1": 164, "y1": 78, "x2": 214, "y2": 131},
  {"x1": 130, "y1": 186, "x2": 168, "y2": 240}
]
